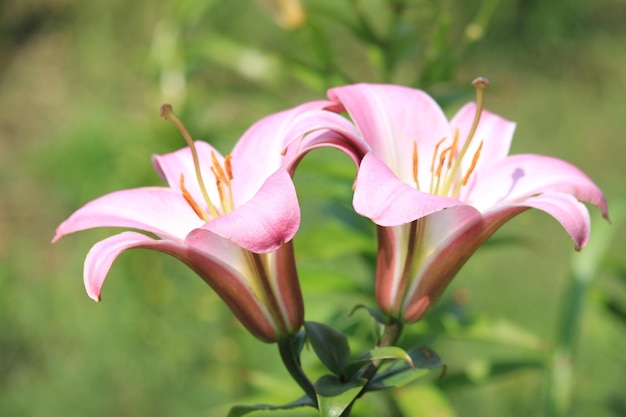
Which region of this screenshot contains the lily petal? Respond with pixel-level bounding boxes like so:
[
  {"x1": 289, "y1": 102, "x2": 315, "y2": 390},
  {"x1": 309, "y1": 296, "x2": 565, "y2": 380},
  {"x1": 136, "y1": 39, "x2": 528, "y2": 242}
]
[
  {"x1": 328, "y1": 83, "x2": 451, "y2": 184},
  {"x1": 464, "y1": 154, "x2": 608, "y2": 218},
  {"x1": 281, "y1": 110, "x2": 369, "y2": 171},
  {"x1": 186, "y1": 229, "x2": 302, "y2": 342},
  {"x1": 53, "y1": 187, "x2": 204, "y2": 242},
  {"x1": 83, "y1": 231, "x2": 183, "y2": 301},
  {"x1": 203, "y1": 169, "x2": 300, "y2": 253},
  {"x1": 487, "y1": 192, "x2": 591, "y2": 250},
  {"x1": 353, "y1": 152, "x2": 464, "y2": 226},
  {"x1": 375, "y1": 205, "x2": 482, "y2": 318},
  {"x1": 230, "y1": 100, "x2": 333, "y2": 204}
]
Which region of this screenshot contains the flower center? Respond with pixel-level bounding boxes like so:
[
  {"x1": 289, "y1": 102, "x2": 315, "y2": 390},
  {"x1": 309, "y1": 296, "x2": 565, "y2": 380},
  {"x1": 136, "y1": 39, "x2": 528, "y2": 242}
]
[
  {"x1": 160, "y1": 104, "x2": 235, "y2": 221},
  {"x1": 412, "y1": 77, "x2": 489, "y2": 199}
]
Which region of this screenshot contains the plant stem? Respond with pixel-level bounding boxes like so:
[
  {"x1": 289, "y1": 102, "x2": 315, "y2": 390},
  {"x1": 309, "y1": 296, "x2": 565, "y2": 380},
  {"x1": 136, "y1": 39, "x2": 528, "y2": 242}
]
[
  {"x1": 547, "y1": 209, "x2": 617, "y2": 417},
  {"x1": 277, "y1": 335, "x2": 318, "y2": 407}
]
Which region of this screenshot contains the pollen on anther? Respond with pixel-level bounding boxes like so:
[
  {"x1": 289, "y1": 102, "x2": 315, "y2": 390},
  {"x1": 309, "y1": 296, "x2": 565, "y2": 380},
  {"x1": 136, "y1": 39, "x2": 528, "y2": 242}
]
[
  {"x1": 179, "y1": 174, "x2": 209, "y2": 221},
  {"x1": 224, "y1": 154, "x2": 233, "y2": 180},
  {"x1": 462, "y1": 140, "x2": 483, "y2": 185}
]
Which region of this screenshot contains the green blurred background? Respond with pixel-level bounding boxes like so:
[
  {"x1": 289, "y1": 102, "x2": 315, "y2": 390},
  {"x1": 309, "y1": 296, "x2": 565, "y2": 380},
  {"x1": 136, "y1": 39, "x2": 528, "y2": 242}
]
[{"x1": 1, "y1": 0, "x2": 625, "y2": 416}]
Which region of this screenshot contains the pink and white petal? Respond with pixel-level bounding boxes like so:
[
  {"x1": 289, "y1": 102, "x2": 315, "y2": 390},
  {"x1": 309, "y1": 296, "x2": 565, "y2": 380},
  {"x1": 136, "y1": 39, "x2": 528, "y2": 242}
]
[
  {"x1": 53, "y1": 187, "x2": 203, "y2": 242},
  {"x1": 203, "y1": 169, "x2": 300, "y2": 253},
  {"x1": 281, "y1": 109, "x2": 369, "y2": 170},
  {"x1": 152, "y1": 141, "x2": 223, "y2": 206},
  {"x1": 487, "y1": 192, "x2": 591, "y2": 250},
  {"x1": 464, "y1": 154, "x2": 608, "y2": 218},
  {"x1": 185, "y1": 228, "x2": 282, "y2": 342},
  {"x1": 230, "y1": 100, "x2": 333, "y2": 203},
  {"x1": 354, "y1": 152, "x2": 464, "y2": 226},
  {"x1": 450, "y1": 102, "x2": 516, "y2": 172},
  {"x1": 328, "y1": 84, "x2": 451, "y2": 181},
  {"x1": 401, "y1": 205, "x2": 520, "y2": 322},
  {"x1": 83, "y1": 231, "x2": 184, "y2": 301},
  {"x1": 375, "y1": 205, "x2": 481, "y2": 317}
]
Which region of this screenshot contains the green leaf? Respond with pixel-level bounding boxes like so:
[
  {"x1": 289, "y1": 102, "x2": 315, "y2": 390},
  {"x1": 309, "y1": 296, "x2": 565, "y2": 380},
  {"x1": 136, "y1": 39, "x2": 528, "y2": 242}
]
[
  {"x1": 349, "y1": 304, "x2": 387, "y2": 326},
  {"x1": 228, "y1": 396, "x2": 315, "y2": 417},
  {"x1": 315, "y1": 375, "x2": 366, "y2": 417},
  {"x1": 304, "y1": 322, "x2": 351, "y2": 376},
  {"x1": 368, "y1": 346, "x2": 445, "y2": 391},
  {"x1": 343, "y1": 346, "x2": 414, "y2": 379}
]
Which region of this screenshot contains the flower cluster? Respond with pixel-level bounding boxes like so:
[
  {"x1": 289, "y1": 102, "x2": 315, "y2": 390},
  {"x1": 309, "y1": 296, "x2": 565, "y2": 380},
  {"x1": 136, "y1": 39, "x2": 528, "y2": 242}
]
[{"x1": 53, "y1": 81, "x2": 607, "y2": 342}]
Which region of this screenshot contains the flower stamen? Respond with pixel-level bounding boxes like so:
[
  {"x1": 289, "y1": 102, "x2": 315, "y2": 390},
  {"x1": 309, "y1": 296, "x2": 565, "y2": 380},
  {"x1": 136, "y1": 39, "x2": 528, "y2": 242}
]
[
  {"x1": 161, "y1": 104, "x2": 220, "y2": 219},
  {"x1": 180, "y1": 174, "x2": 210, "y2": 221},
  {"x1": 412, "y1": 141, "x2": 420, "y2": 190},
  {"x1": 440, "y1": 77, "x2": 489, "y2": 196},
  {"x1": 462, "y1": 140, "x2": 483, "y2": 186},
  {"x1": 429, "y1": 136, "x2": 447, "y2": 193},
  {"x1": 210, "y1": 150, "x2": 236, "y2": 213}
]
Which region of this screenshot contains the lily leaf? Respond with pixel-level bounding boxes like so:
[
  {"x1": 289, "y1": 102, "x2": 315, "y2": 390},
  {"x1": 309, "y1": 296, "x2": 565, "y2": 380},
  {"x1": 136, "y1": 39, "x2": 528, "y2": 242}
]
[
  {"x1": 315, "y1": 374, "x2": 366, "y2": 417},
  {"x1": 343, "y1": 346, "x2": 414, "y2": 379},
  {"x1": 304, "y1": 321, "x2": 351, "y2": 376},
  {"x1": 228, "y1": 396, "x2": 316, "y2": 417},
  {"x1": 368, "y1": 346, "x2": 445, "y2": 391},
  {"x1": 349, "y1": 304, "x2": 387, "y2": 326}
]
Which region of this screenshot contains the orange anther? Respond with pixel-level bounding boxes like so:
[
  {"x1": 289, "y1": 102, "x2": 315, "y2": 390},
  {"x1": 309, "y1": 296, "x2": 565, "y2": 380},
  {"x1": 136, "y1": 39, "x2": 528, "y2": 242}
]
[
  {"x1": 179, "y1": 174, "x2": 209, "y2": 221},
  {"x1": 224, "y1": 154, "x2": 233, "y2": 181},
  {"x1": 211, "y1": 151, "x2": 227, "y2": 183},
  {"x1": 462, "y1": 140, "x2": 483, "y2": 185}
]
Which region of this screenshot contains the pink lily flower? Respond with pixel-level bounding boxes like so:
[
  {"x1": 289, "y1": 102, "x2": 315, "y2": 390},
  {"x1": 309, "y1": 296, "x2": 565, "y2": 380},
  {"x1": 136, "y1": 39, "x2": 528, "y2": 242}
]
[
  {"x1": 52, "y1": 102, "x2": 330, "y2": 343},
  {"x1": 312, "y1": 81, "x2": 608, "y2": 323}
]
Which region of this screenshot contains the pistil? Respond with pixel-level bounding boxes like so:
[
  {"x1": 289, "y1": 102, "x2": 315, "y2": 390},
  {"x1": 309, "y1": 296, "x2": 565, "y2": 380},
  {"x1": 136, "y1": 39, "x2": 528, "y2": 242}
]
[
  {"x1": 421, "y1": 77, "x2": 488, "y2": 198},
  {"x1": 440, "y1": 77, "x2": 489, "y2": 196},
  {"x1": 160, "y1": 104, "x2": 220, "y2": 219}
]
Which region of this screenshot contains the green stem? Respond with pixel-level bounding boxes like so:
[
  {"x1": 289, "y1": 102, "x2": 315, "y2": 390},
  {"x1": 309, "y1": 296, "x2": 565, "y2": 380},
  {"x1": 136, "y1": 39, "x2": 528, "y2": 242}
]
[
  {"x1": 338, "y1": 318, "x2": 404, "y2": 417},
  {"x1": 547, "y1": 209, "x2": 617, "y2": 417},
  {"x1": 277, "y1": 336, "x2": 318, "y2": 407}
]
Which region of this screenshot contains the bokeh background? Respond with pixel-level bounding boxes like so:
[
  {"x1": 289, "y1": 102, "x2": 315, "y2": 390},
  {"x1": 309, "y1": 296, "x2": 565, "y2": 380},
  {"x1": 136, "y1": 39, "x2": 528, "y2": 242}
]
[{"x1": 1, "y1": 0, "x2": 625, "y2": 416}]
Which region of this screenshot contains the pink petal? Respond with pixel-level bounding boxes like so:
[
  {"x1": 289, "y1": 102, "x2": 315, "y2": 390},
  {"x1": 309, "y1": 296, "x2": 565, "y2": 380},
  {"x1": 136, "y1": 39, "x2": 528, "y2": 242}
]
[
  {"x1": 463, "y1": 154, "x2": 608, "y2": 218},
  {"x1": 185, "y1": 229, "x2": 297, "y2": 342},
  {"x1": 230, "y1": 100, "x2": 333, "y2": 204},
  {"x1": 53, "y1": 187, "x2": 204, "y2": 242},
  {"x1": 400, "y1": 204, "x2": 524, "y2": 322},
  {"x1": 353, "y1": 152, "x2": 464, "y2": 226},
  {"x1": 486, "y1": 192, "x2": 591, "y2": 250},
  {"x1": 375, "y1": 205, "x2": 481, "y2": 317},
  {"x1": 328, "y1": 84, "x2": 451, "y2": 183},
  {"x1": 152, "y1": 141, "x2": 224, "y2": 207},
  {"x1": 202, "y1": 169, "x2": 300, "y2": 253},
  {"x1": 450, "y1": 102, "x2": 516, "y2": 172},
  {"x1": 83, "y1": 231, "x2": 182, "y2": 301},
  {"x1": 281, "y1": 110, "x2": 369, "y2": 171}
]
